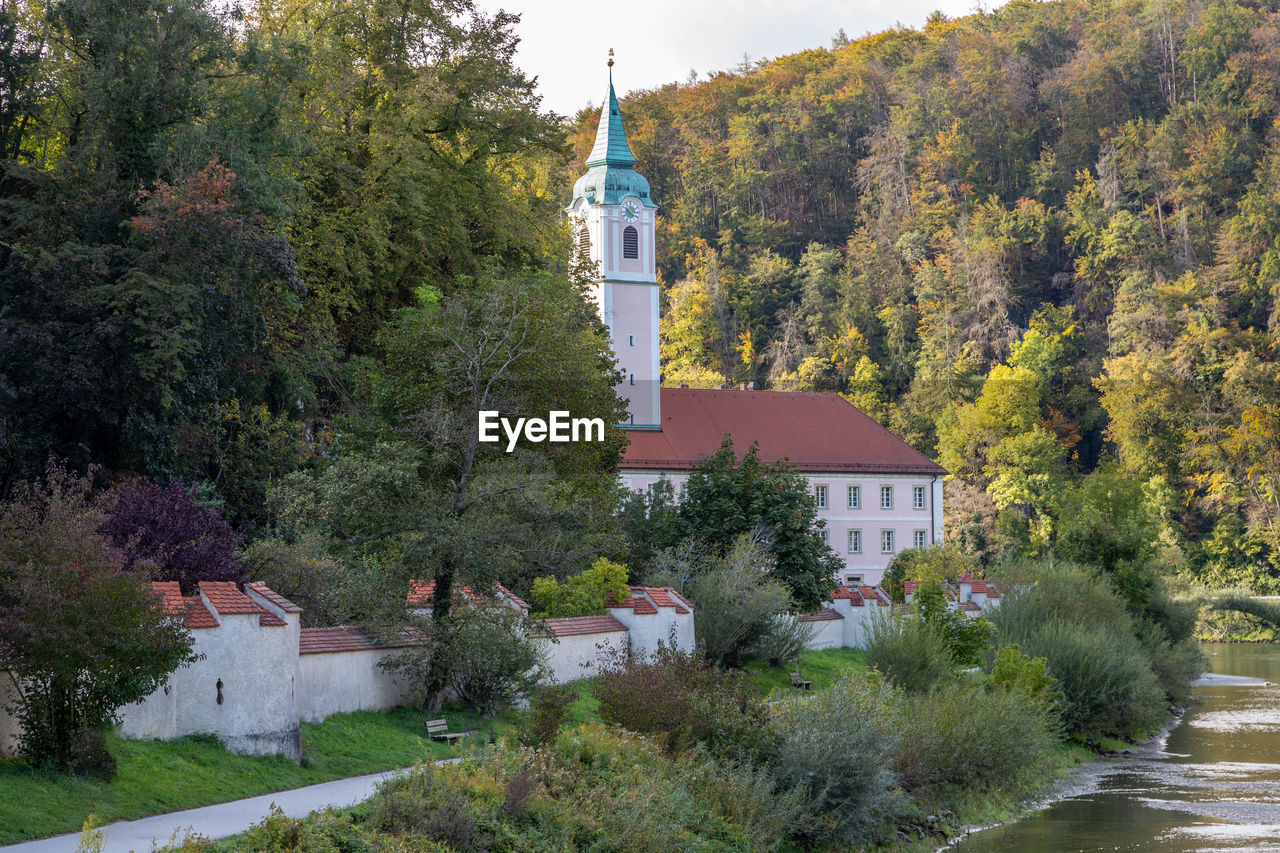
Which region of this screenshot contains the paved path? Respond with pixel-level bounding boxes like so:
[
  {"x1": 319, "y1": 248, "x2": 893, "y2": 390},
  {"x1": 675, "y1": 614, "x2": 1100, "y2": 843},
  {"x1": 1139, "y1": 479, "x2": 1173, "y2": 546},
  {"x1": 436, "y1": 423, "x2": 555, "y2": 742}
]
[{"x1": 0, "y1": 768, "x2": 415, "y2": 853}]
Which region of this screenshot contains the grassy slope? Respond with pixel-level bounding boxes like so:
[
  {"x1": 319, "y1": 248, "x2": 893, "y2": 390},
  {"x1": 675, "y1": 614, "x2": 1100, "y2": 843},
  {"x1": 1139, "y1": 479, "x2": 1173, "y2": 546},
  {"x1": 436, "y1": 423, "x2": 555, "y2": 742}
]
[
  {"x1": 0, "y1": 706, "x2": 515, "y2": 844},
  {"x1": 741, "y1": 647, "x2": 867, "y2": 698}
]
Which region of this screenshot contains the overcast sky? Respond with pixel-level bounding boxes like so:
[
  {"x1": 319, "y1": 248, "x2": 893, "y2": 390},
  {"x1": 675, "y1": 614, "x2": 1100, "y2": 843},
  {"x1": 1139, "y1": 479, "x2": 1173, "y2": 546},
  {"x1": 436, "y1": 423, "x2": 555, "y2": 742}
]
[{"x1": 472, "y1": 0, "x2": 993, "y2": 117}]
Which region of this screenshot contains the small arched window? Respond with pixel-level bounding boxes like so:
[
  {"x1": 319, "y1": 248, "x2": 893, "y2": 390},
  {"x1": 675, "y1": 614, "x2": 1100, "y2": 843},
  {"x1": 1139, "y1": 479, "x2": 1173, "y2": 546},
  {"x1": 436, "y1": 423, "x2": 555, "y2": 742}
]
[
  {"x1": 577, "y1": 224, "x2": 590, "y2": 254},
  {"x1": 622, "y1": 225, "x2": 638, "y2": 259}
]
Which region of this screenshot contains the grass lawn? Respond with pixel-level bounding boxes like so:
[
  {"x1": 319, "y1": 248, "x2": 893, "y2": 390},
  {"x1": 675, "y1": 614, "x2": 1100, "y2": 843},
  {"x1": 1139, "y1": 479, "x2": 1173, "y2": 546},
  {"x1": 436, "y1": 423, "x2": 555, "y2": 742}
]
[
  {"x1": 742, "y1": 646, "x2": 867, "y2": 698},
  {"x1": 0, "y1": 705, "x2": 515, "y2": 845}
]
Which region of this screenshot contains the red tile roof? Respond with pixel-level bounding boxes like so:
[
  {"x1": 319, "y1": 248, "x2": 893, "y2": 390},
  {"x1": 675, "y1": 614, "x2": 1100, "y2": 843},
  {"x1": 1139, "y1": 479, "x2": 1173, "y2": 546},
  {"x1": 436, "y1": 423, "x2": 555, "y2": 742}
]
[
  {"x1": 959, "y1": 601, "x2": 982, "y2": 612},
  {"x1": 858, "y1": 585, "x2": 890, "y2": 606},
  {"x1": 607, "y1": 595, "x2": 658, "y2": 615},
  {"x1": 800, "y1": 608, "x2": 843, "y2": 621},
  {"x1": 620, "y1": 388, "x2": 946, "y2": 474},
  {"x1": 152, "y1": 581, "x2": 185, "y2": 617},
  {"x1": 299, "y1": 626, "x2": 381, "y2": 654},
  {"x1": 248, "y1": 582, "x2": 302, "y2": 613},
  {"x1": 957, "y1": 572, "x2": 975, "y2": 584},
  {"x1": 185, "y1": 597, "x2": 218, "y2": 629},
  {"x1": 537, "y1": 614, "x2": 629, "y2": 637},
  {"x1": 831, "y1": 585, "x2": 866, "y2": 606},
  {"x1": 199, "y1": 581, "x2": 260, "y2": 614}
]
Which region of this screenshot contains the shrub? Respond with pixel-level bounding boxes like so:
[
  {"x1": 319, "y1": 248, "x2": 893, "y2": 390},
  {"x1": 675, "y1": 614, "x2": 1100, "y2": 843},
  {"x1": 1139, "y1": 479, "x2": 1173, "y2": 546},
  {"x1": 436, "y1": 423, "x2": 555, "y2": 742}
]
[
  {"x1": 379, "y1": 605, "x2": 544, "y2": 717},
  {"x1": 592, "y1": 644, "x2": 779, "y2": 764},
  {"x1": 751, "y1": 613, "x2": 817, "y2": 664},
  {"x1": 651, "y1": 533, "x2": 794, "y2": 668},
  {"x1": 895, "y1": 684, "x2": 1057, "y2": 794},
  {"x1": 1019, "y1": 620, "x2": 1165, "y2": 743},
  {"x1": 366, "y1": 767, "x2": 480, "y2": 850},
  {"x1": 770, "y1": 671, "x2": 904, "y2": 848},
  {"x1": 986, "y1": 643, "x2": 1063, "y2": 722},
  {"x1": 863, "y1": 609, "x2": 953, "y2": 692},
  {"x1": 992, "y1": 561, "x2": 1172, "y2": 742},
  {"x1": 912, "y1": 579, "x2": 995, "y2": 666},
  {"x1": 524, "y1": 684, "x2": 576, "y2": 747},
  {"x1": 0, "y1": 465, "x2": 197, "y2": 773}
]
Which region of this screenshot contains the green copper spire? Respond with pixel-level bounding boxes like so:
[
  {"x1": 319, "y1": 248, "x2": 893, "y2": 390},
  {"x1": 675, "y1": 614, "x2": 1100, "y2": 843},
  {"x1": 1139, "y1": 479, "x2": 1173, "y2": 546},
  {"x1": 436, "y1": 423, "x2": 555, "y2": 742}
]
[
  {"x1": 586, "y1": 53, "x2": 637, "y2": 168},
  {"x1": 570, "y1": 51, "x2": 657, "y2": 209}
]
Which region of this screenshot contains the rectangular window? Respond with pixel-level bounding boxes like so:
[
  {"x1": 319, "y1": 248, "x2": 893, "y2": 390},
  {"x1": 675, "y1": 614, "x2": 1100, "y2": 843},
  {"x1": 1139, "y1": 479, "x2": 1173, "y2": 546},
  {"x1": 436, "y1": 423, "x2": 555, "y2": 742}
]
[
  {"x1": 848, "y1": 529, "x2": 862, "y2": 554},
  {"x1": 819, "y1": 526, "x2": 829, "y2": 544},
  {"x1": 628, "y1": 334, "x2": 635, "y2": 347},
  {"x1": 881, "y1": 529, "x2": 895, "y2": 554},
  {"x1": 814, "y1": 484, "x2": 828, "y2": 509},
  {"x1": 913, "y1": 530, "x2": 927, "y2": 549},
  {"x1": 848, "y1": 485, "x2": 861, "y2": 509},
  {"x1": 913, "y1": 485, "x2": 926, "y2": 510},
  {"x1": 845, "y1": 574, "x2": 863, "y2": 586},
  {"x1": 880, "y1": 485, "x2": 893, "y2": 509},
  {"x1": 629, "y1": 374, "x2": 635, "y2": 386}
]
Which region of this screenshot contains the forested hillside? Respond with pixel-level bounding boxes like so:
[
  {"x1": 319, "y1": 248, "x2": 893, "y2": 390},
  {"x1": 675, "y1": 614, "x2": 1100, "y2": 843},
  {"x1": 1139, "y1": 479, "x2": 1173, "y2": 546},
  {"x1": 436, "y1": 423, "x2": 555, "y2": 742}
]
[{"x1": 574, "y1": 0, "x2": 1280, "y2": 590}]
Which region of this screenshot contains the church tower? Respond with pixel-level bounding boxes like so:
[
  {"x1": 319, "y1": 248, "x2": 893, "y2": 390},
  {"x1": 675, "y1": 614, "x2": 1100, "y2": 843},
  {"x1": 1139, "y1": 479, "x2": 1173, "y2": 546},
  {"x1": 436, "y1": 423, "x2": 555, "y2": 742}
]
[{"x1": 567, "y1": 55, "x2": 660, "y2": 429}]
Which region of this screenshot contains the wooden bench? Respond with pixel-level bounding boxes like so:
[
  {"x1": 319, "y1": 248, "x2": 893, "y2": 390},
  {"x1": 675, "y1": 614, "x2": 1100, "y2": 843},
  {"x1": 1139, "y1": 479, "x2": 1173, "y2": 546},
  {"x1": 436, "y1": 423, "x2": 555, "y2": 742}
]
[
  {"x1": 790, "y1": 672, "x2": 812, "y2": 691},
  {"x1": 426, "y1": 719, "x2": 467, "y2": 743}
]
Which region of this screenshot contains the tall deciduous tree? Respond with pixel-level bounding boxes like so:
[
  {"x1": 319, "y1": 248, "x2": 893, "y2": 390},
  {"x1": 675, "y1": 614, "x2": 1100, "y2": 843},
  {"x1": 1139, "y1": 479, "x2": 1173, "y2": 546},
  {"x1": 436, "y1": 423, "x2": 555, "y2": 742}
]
[{"x1": 278, "y1": 267, "x2": 626, "y2": 709}]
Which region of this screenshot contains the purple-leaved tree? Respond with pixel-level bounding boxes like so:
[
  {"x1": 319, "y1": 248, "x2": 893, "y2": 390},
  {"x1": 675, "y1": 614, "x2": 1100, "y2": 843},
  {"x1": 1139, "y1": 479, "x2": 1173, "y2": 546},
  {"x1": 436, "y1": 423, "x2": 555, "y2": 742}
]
[{"x1": 100, "y1": 481, "x2": 244, "y2": 593}]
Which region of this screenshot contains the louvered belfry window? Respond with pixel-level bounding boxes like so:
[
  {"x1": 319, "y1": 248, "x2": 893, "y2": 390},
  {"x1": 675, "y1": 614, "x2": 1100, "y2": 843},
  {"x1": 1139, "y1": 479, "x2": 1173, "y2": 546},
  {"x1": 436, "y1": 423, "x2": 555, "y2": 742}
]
[{"x1": 622, "y1": 225, "x2": 638, "y2": 259}]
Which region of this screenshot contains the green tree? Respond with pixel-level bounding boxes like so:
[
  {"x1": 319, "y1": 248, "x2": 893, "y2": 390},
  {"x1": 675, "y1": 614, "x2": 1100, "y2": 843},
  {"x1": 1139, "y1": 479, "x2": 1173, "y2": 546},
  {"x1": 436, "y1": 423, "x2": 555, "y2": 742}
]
[
  {"x1": 278, "y1": 268, "x2": 626, "y2": 710},
  {"x1": 662, "y1": 437, "x2": 840, "y2": 610},
  {"x1": 531, "y1": 558, "x2": 629, "y2": 618},
  {"x1": 0, "y1": 465, "x2": 196, "y2": 772}
]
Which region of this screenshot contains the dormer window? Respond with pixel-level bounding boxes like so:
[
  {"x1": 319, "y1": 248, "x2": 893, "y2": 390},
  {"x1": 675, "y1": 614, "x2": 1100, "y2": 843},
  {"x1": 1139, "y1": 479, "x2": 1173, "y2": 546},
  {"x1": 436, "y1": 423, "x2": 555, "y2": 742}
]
[{"x1": 622, "y1": 225, "x2": 638, "y2": 259}]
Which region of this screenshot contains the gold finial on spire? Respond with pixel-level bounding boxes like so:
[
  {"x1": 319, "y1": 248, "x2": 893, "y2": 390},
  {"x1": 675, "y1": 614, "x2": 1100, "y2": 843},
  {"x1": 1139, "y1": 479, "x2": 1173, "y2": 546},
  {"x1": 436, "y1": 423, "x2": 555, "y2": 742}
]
[{"x1": 608, "y1": 48, "x2": 614, "y2": 68}]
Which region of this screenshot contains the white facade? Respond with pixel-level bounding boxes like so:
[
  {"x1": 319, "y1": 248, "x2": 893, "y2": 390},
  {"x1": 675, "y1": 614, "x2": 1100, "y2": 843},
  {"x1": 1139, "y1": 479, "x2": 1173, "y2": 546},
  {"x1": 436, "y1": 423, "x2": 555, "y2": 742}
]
[{"x1": 619, "y1": 470, "x2": 944, "y2": 586}]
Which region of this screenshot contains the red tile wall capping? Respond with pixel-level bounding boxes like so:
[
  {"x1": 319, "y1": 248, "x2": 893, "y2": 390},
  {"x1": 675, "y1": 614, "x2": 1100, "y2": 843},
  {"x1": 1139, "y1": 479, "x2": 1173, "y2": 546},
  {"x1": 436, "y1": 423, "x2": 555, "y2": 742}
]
[
  {"x1": 642, "y1": 587, "x2": 679, "y2": 608},
  {"x1": 199, "y1": 581, "x2": 261, "y2": 614},
  {"x1": 539, "y1": 614, "x2": 629, "y2": 637},
  {"x1": 259, "y1": 611, "x2": 287, "y2": 627},
  {"x1": 184, "y1": 597, "x2": 219, "y2": 629},
  {"x1": 408, "y1": 580, "x2": 527, "y2": 609},
  {"x1": 606, "y1": 596, "x2": 659, "y2": 615},
  {"x1": 620, "y1": 388, "x2": 947, "y2": 475},
  {"x1": 799, "y1": 609, "x2": 843, "y2": 621},
  {"x1": 152, "y1": 581, "x2": 186, "y2": 616},
  {"x1": 858, "y1": 585, "x2": 890, "y2": 606},
  {"x1": 831, "y1": 585, "x2": 866, "y2": 605},
  {"x1": 495, "y1": 583, "x2": 531, "y2": 610},
  {"x1": 299, "y1": 626, "x2": 380, "y2": 654},
  {"x1": 248, "y1": 582, "x2": 302, "y2": 613}
]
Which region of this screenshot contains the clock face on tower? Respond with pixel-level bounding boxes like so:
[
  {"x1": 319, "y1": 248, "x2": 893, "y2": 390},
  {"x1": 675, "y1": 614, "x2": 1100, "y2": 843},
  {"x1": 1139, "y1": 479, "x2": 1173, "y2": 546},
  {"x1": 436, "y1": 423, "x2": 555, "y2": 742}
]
[{"x1": 622, "y1": 200, "x2": 640, "y2": 222}]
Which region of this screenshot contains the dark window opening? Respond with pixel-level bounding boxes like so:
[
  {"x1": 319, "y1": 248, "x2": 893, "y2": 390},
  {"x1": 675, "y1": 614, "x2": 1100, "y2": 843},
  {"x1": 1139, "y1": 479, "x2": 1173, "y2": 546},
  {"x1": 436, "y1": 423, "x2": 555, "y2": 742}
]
[
  {"x1": 622, "y1": 225, "x2": 638, "y2": 259},
  {"x1": 216, "y1": 679, "x2": 224, "y2": 705}
]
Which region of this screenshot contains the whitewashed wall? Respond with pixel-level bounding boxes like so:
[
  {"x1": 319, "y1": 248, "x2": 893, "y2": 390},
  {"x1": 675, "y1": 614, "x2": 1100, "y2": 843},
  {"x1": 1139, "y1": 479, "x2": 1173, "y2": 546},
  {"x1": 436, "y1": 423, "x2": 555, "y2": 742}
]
[
  {"x1": 119, "y1": 588, "x2": 301, "y2": 759},
  {"x1": 537, "y1": 631, "x2": 628, "y2": 684},
  {"x1": 298, "y1": 648, "x2": 415, "y2": 723},
  {"x1": 800, "y1": 616, "x2": 844, "y2": 650}
]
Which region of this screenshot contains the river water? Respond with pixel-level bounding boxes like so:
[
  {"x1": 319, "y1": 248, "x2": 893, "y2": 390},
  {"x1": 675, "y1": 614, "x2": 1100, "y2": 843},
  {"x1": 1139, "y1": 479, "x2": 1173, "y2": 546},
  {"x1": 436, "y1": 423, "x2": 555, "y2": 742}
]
[{"x1": 953, "y1": 643, "x2": 1280, "y2": 852}]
